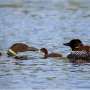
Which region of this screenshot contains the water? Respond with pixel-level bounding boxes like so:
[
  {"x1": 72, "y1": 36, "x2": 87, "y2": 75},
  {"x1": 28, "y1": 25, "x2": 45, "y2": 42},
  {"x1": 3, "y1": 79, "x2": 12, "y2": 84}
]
[{"x1": 0, "y1": 0, "x2": 90, "y2": 90}]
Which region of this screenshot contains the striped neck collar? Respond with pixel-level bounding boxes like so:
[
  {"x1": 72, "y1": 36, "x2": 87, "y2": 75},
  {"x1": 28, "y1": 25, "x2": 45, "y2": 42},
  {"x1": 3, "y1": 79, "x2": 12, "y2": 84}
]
[
  {"x1": 8, "y1": 49, "x2": 17, "y2": 56},
  {"x1": 75, "y1": 46, "x2": 79, "y2": 49}
]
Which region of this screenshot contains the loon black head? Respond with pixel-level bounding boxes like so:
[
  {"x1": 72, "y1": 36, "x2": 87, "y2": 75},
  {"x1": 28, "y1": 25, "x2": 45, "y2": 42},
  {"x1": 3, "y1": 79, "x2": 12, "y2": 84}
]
[{"x1": 63, "y1": 39, "x2": 83, "y2": 50}]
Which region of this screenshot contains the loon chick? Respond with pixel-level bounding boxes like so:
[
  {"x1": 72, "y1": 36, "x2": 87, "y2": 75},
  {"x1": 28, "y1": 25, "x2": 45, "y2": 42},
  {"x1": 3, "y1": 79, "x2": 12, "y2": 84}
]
[{"x1": 40, "y1": 48, "x2": 62, "y2": 59}]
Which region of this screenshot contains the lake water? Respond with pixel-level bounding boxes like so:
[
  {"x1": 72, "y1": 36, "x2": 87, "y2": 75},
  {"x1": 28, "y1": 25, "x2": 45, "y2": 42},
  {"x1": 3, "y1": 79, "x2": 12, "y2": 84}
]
[{"x1": 0, "y1": 0, "x2": 90, "y2": 90}]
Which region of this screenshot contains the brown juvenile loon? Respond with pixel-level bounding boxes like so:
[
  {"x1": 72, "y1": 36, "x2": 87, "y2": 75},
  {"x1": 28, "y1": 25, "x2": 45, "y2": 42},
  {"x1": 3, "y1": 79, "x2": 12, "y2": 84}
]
[
  {"x1": 40, "y1": 48, "x2": 63, "y2": 59},
  {"x1": 7, "y1": 43, "x2": 38, "y2": 59}
]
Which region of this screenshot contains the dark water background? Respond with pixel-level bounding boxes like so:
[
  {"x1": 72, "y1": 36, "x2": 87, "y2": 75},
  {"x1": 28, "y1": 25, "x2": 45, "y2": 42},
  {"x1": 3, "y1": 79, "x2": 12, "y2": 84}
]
[{"x1": 0, "y1": 0, "x2": 90, "y2": 90}]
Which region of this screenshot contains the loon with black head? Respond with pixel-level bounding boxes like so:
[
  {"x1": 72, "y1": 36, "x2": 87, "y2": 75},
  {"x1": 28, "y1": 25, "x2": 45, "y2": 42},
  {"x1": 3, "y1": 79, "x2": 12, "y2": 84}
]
[{"x1": 63, "y1": 39, "x2": 90, "y2": 62}]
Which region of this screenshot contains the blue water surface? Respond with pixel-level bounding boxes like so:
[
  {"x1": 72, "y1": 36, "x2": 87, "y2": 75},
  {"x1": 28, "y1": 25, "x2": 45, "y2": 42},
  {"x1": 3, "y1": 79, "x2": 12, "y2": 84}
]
[{"x1": 0, "y1": 0, "x2": 90, "y2": 90}]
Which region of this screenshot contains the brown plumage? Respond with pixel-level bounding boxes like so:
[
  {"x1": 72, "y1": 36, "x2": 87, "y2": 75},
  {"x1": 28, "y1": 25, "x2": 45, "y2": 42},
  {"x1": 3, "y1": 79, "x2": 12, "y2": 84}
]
[
  {"x1": 7, "y1": 43, "x2": 38, "y2": 57},
  {"x1": 63, "y1": 39, "x2": 90, "y2": 51},
  {"x1": 9, "y1": 43, "x2": 38, "y2": 53},
  {"x1": 63, "y1": 39, "x2": 90, "y2": 62},
  {"x1": 40, "y1": 48, "x2": 62, "y2": 59}
]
